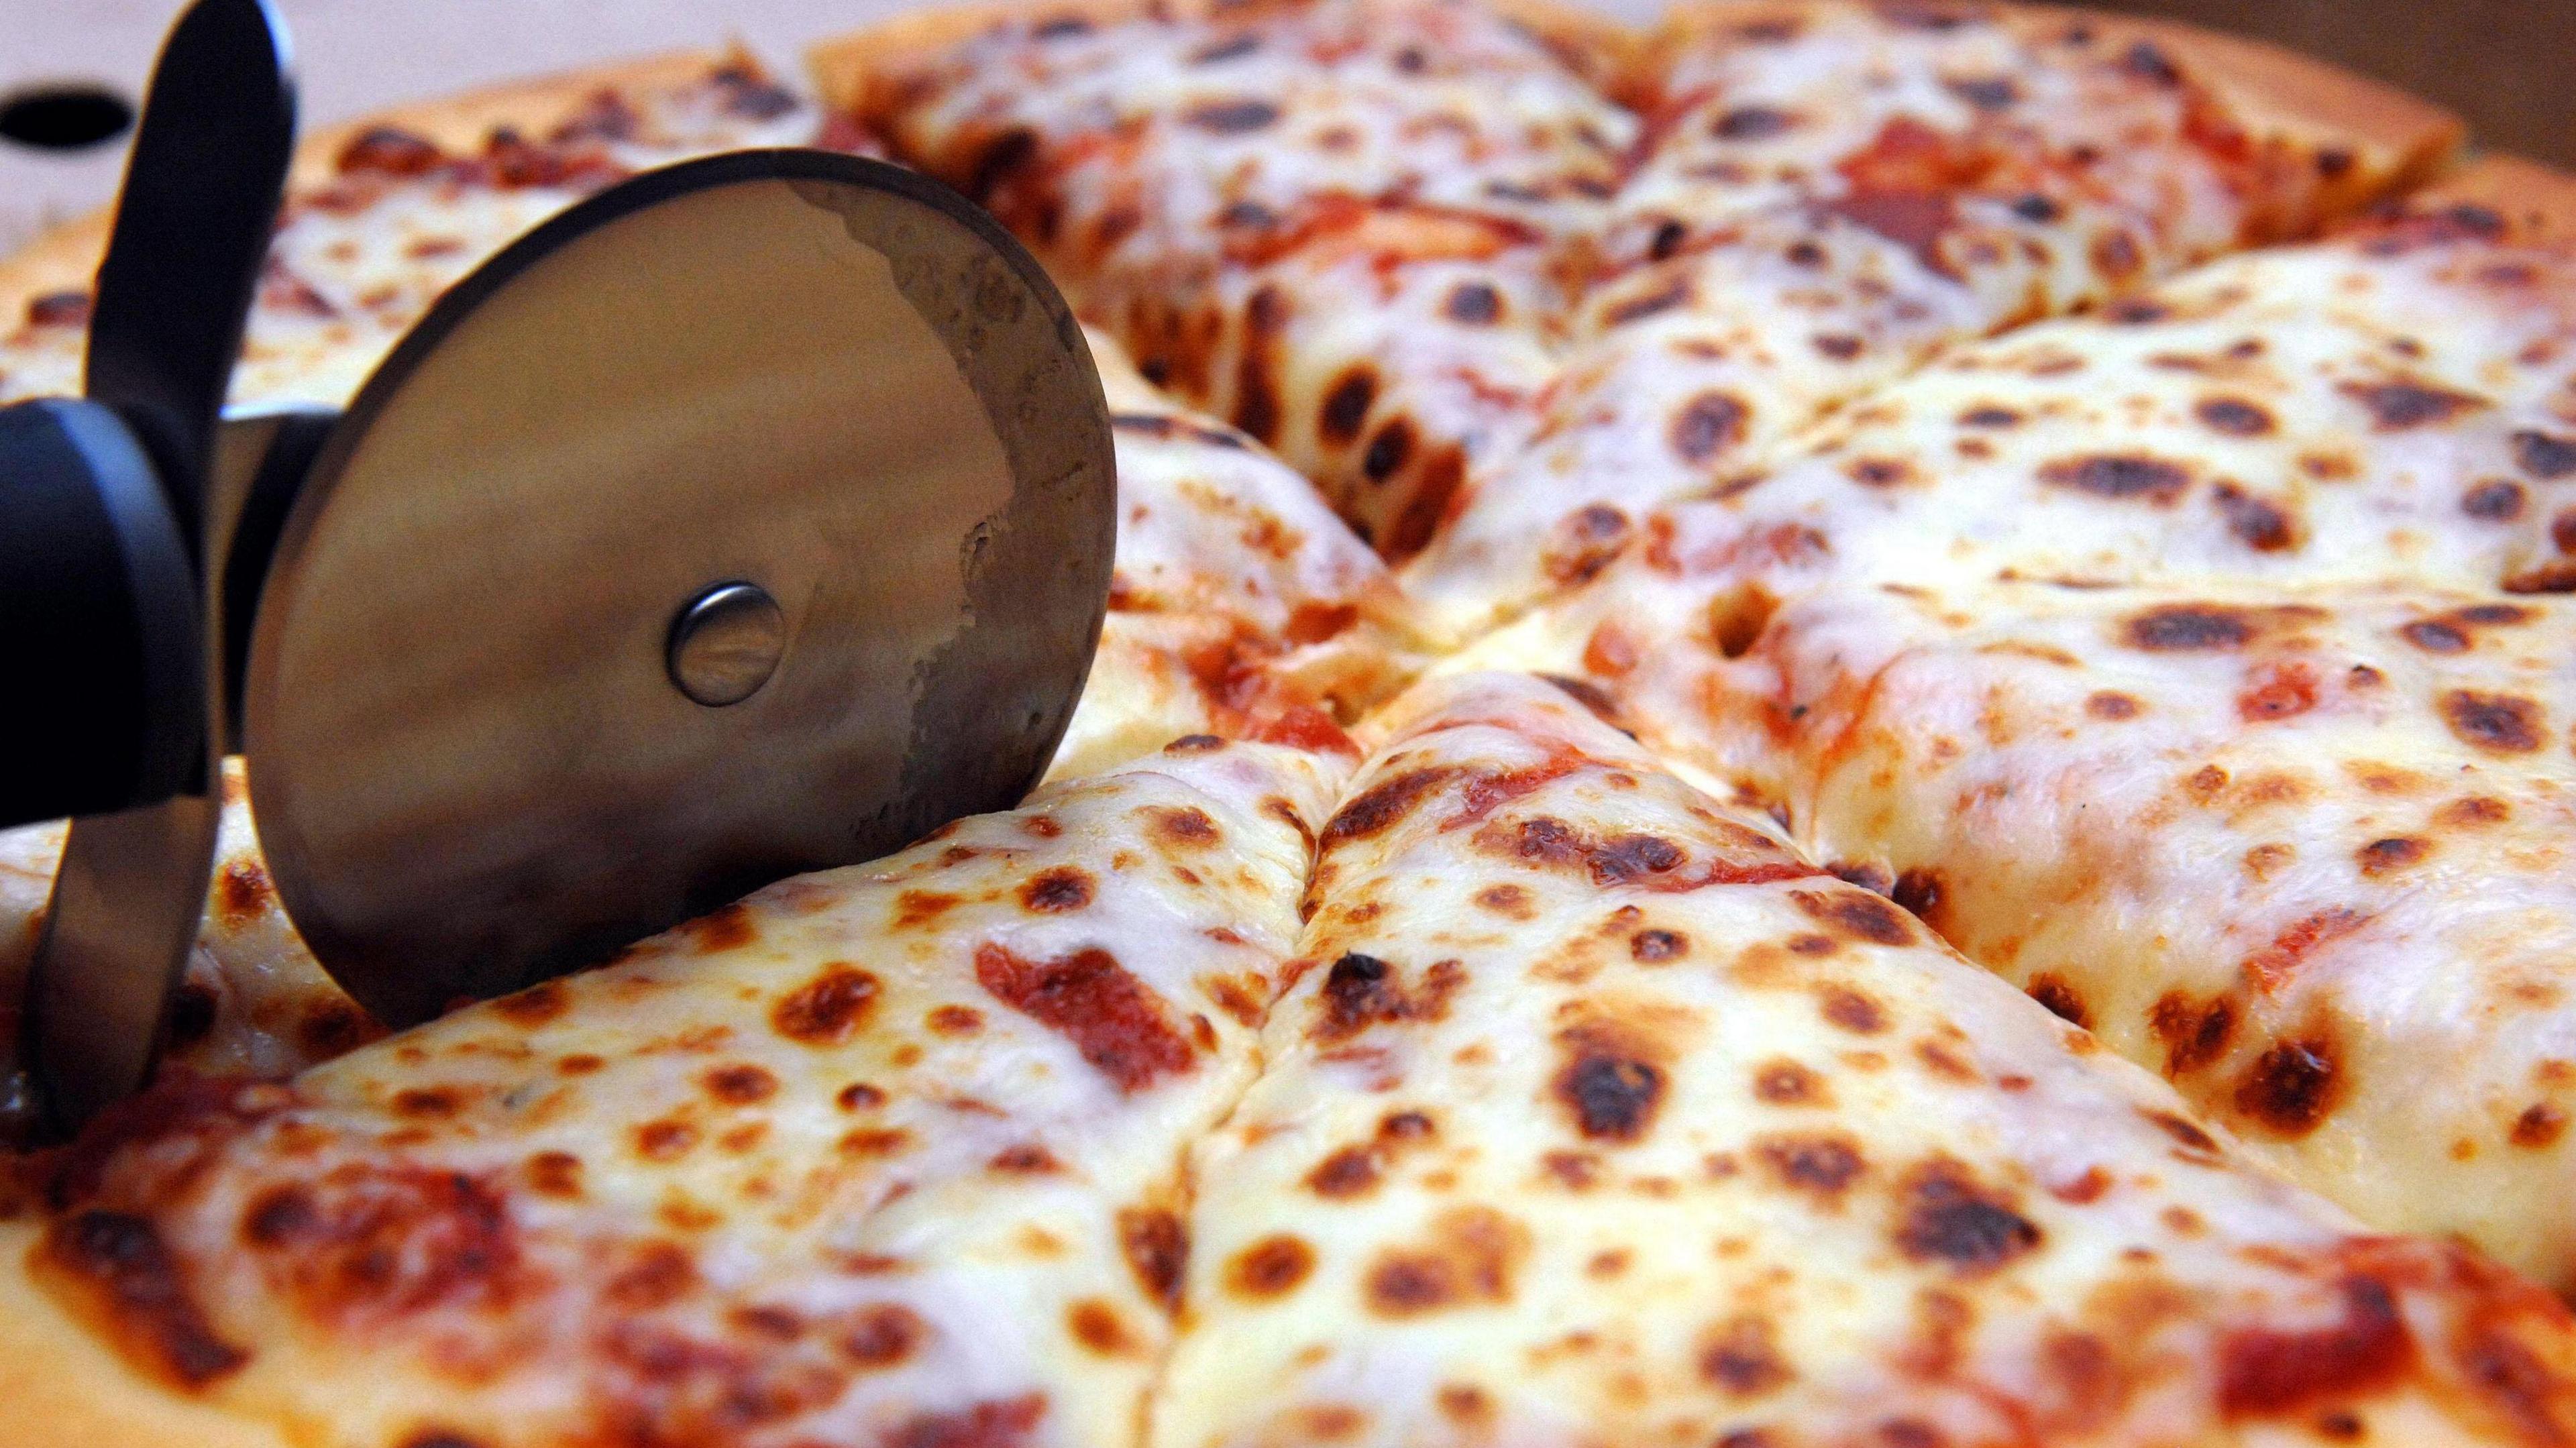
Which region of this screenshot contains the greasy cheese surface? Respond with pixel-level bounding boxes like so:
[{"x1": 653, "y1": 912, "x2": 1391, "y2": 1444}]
[
  {"x1": 11, "y1": 738, "x2": 1339, "y2": 1448},
  {"x1": 1479, "y1": 201, "x2": 2576, "y2": 1290},
  {"x1": 1162, "y1": 673, "x2": 2576, "y2": 1447}
]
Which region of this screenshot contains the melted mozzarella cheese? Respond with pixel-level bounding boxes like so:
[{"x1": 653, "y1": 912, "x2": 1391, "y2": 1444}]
[
  {"x1": 1159, "y1": 672, "x2": 2576, "y2": 1447},
  {"x1": 15, "y1": 736, "x2": 1340, "y2": 1447}
]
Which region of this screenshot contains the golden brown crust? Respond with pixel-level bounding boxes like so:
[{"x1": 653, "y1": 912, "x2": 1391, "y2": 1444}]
[
  {"x1": 0, "y1": 50, "x2": 731, "y2": 337},
  {"x1": 0, "y1": 1223, "x2": 288, "y2": 1448},
  {"x1": 805, "y1": 0, "x2": 1639, "y2": 129},
  {"x1": 2416, "y1": 152, "x2": 2576, "y2": 240}
]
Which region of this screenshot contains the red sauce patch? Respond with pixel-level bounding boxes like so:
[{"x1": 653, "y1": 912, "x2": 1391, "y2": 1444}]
[
  {"x1": 2237, "y1": 662, "x2": 2318, "y2": 722},
  {"x1": 976, "y1": 944, "x2": 1197, "y2": 1093},
  {"x1": 2218, "y1": 1276, "x2": 2413, "y2": 1418}
]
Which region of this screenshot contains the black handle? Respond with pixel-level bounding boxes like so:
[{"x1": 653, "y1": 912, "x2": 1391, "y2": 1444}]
[{"x1": 0, "y1": 398, "x2": 203, "y2": 829}]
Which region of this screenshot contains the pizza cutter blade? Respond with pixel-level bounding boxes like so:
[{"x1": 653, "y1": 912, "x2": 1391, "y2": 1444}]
[{"x1": 241, "y1": 150, "x2": 1114, "y2": 1029}]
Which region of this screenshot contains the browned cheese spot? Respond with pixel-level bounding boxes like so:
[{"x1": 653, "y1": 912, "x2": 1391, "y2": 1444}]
[
  {"x1": 2440, "y1": 690, "x2": 2545, "y2": 753},
  {"x1": 1320, "y1": 767, "x2": 1453, "y2": 848},
  {"x1": 1018, "y1": 867, "x2": 1095, "y2": 913},
  {"x1": 2340, "y1": 378, "x2": 2485, "y2": 431},
  {"x1": 1227, "y1": 1235, "x2": 1318, "y2": 1298},
  {"x1": 1146, "y1": 805, "x2": 1222, "y2": 847},
  {"x1": 2039, "y1": 453, "x2": 2190, "y2": 505},
  {"x1": 2126, "y1": 604, "x2": 2251, "y2": 651},
  {"x1": 1542, "y1": 504, "x2": 1633, "y2": 586},
  {"x1": 2355, "y1": 836, "x2": 2428, "y2": 877},
  {"x1": 879, "y1": 1396, "x2": 1046, "y2": 1448},
  {"x1": 1793, "y1": 887, "x2": 1915, "y2": 946},
  {"x1": 2086, "y1": 690, "x2": 2141, "y2": 720},
  {"x1": 2151, "y1": 991, "x2": 2238, "y2": 1075},
  {"x1": 1362, "y1": 1207, "x2": 1528, "y2": 1318},
  {"x1": 2027, "y1": 974, "x2": 2090, "y2": 1029},
  {"x1": 1445, "y1": 282, "x2": 1502, "y2": 325},
  {"x1": 703, "y1": 1064, "x2": 777, "y2": 1105},
  {"x1": 1067, "y1": 1298, "x2": 1137, "y2": 1355},
  {"x1": 841, "y1": 1302, "x2": 926, "y2": 1368},
  {"x1": 2195, "y1": 397, "x2": 2275, "y2": 436},
  {"x1": 1631, "y1": 928, "x2": 1687, "y2": 962},
  {"x1": 1184, "y1": 98, "x2": 1279, "y2": 133},
  {"x1": 2212, "y1": 482, "x2": 2297, "y2": 551},
  {"x1": 1308, "y1": 1146, "x2": 1382, "y2": 1198},
  {"x1": 2463, "y1": 478, "x2": 2528, "y2": 522},
  {"x1": 684, "y1": 901, "x2": 757, "y2": 952},
  {"x1": 2217, "y1": 1276, "x2": 2413, "y2": 1419},
  {"x1": 1672, "y1": 391, "x2": 1750, "y2": 465},
  {"x1": 2514, "y1": 429, "x2": 2576, "y2": 480},
  {"x1": 1310, "y1": 952, "x2": 1464, "y2": 1042},
  {"x1": 1553, "y1": 1019, "x2": 1671, "y2": 1143},
  {"x1": 491, "y1": 979, "x2": 568, "y2": 1027},
  {"x1": 1116, "y1": 1206, "x2": 1187, "y2": 1312},
  {"x1": 1756, "y1": 1131, "x2": 1866, "y2": 1200},
  {"x1": 772, "y1": 964, "x2": 881, "y2": 1046},
  {"x1": 41, "y1": 1209, "x2": 250, "y2": 1388},
  {"x1": 1820, "y1": 985, "x2": 1887, "y2": 1035},
  {"x1": 1894, "y1": 1159, "x2": 2043, "y2": 1273},
  {"x1": 2233, "y1": 1032, "x2": 2345, "y2": 1137},
  {"x1": 1320, "y1": 367, "x2": 1377, "y2": 447},
  {"x1": 2513, "y1": 1103, "x2": 2567, "y2": 1148},
  {"x1": 1754, "y1": 1058, "x2": 1829, "y2": 1107}
]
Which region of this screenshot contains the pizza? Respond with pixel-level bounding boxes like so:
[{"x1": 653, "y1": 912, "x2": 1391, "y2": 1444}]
[{"x1": 5, "y1": 0, "x2": 2576, "y2": 1444}]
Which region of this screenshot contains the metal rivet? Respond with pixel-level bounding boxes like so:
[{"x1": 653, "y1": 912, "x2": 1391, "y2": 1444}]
[{"x1": 667, "y1": 582, "x2": 784, "y2": 706}]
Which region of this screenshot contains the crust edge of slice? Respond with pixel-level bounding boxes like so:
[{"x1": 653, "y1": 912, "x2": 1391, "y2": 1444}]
[
  {"x1": 0, "y1": 48, "x2": 735, "y2": 331},
  {"x1": 1635, "y1": 1, "x2": 2464, "y2": 217},
  {"x1": 803, "y1": 0, "x2": 1644, "y2": 133}
]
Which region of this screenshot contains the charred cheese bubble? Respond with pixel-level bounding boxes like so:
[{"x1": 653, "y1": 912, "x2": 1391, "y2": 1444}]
[
  {"x1": 1162, "y1": 672, "x2": 2576, "y2": 1447},
  {"x1": 1, "y1": 736, "x2": 1340, "y2": 1447}
]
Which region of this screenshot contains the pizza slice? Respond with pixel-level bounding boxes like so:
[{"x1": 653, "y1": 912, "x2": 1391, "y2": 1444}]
[
  {"x1": 1398, "y1": 0, "x2": 2462, "y2": 636},
  {"x1": 824, "y1": 0, "x2": 1638, "y2": 555},
  {"x1": 0, "y1": 732, "x2": 1342, "y2": 1448},
  {"x1": 1159, "y1": 671, "x2": 2576, "y2": 1447},
  {"x1": 1051, "y1": 329, "x2": 1432, "y2": 782}
]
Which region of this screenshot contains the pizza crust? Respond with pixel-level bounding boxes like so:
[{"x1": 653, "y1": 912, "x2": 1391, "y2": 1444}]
[
  {"x1": 0, "y1": 49, "x2": 732, "y2": 333},
  {"x1": 1640, "y1": 1, "x2": 2463, "y2": 214},
  {"x1": 2420, "y1": 152, "x2": 2576, "y2": 238}
]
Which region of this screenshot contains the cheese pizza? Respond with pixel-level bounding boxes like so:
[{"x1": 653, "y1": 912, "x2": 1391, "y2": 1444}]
[{"x1": 8, "y1": 0, "x2": 2576, "y2": 1443}]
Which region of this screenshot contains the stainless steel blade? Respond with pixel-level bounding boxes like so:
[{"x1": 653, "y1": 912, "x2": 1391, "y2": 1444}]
[
  {"x1": 243, "y1": 152, "x2": 1113, "y2": 1028},
  {"x1": 28, "y1": 0, "x2": 297, "y2": 1131}
]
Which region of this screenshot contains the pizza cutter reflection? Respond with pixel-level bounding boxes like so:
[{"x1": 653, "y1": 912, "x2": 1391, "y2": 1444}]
[{"x1": 0, "y1": 0, "x2": 1116, "y2": 1135}]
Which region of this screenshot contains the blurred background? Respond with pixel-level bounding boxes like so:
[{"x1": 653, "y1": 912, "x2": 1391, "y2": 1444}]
[{"x1": 4, "y1": 0, "x2": 2571, "y2": 254}]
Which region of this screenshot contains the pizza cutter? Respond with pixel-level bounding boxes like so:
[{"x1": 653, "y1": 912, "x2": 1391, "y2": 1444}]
[{"x1": 0, "y1": 0, "x2": 1116, "y2": 1134}]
